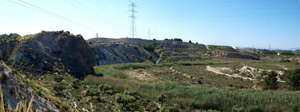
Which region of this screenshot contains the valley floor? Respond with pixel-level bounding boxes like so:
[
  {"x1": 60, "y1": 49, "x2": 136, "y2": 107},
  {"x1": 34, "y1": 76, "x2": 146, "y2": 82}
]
[{"x1": 1, "y1": 56, "x2": 300, "y2": 111}]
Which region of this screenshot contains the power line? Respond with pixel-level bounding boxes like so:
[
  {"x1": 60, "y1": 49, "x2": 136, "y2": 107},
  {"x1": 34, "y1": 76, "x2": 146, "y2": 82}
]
[
  {"x1": 92, "y1": 0, "x2": 127, "y2": 24},
  {"x1": 66, "y1": 0, "x2": 126, "y2": 34},
  {"x1": 129, "y1": 1, "x2": 137, "y2": 38},
  {"x1": 6, "y1": 0, "x2": 57, "y2": 18},
  {"x1": 74, "y1": 0, "x2": 102, "y2": 19},
  {"x1": 8, "y1": 0, "x2": 98, "y2": 32}
]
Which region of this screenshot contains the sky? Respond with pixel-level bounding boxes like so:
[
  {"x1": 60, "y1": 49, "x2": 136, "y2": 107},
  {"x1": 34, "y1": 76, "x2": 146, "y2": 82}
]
[{"x1": 1, "y1": 0, "x2": 300, "y2": 49}]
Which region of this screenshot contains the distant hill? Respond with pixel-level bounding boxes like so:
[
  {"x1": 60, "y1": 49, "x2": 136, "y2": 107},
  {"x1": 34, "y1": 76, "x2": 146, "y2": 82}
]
[
  {"x1": 289, "y1": 47, "x2": 300, "y2": 51},
  {"x1": 87, "y1": 38, "x2": 260, "y2": 61}
]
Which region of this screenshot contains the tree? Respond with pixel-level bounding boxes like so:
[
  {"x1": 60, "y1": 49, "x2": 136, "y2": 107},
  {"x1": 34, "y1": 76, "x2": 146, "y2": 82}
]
[
  {"x1": 142, "y1": 44, "x2": 155, "y2": 52},
  {"x1": 173, "y1": 38, "x2": 182, "y2": 42},
  {"x1": 285, "y1": 69, "x2": 300, "y2": 90},
  {"x1": 280, "y1": 51, "x2": 295, "y2": 56},
  {"x1": 189, "y1": 40, "x2": 192, "y2": 43},
  {"x1": 0, "y1": 73, "x2": 8, "y2": 83},
  {"x1": 148, "y1": 55, "x2": 153, "y2": 61},
  {"x1": 263, "y1": 71, "x2": 278, "y2": 90}
]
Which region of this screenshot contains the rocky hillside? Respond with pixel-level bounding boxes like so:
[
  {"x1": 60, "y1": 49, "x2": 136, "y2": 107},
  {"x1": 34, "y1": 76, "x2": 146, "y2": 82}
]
[
  {"x1": 92, "y1": 44, "x2": 156, "y2": 65},
  {"x1": 88, "y1": 38, "x2": 207, "y2": 65},
  {"x1": 0, "y1": 31, "x2": 95, "y2": 78},
  {"x1": 88, "y1": 38, "x2": 259, "y2": 60},
  {"x1": 87, "y1": 38, "x2": 207, "y2": 53},
  {"x1": 0, "y1": 61, "x2": 59, "y2": 111},
  {"x1": 0, "y1": 33, "x2": 21, "y2": 61},
  {"x1": 203, "y1": 50, "x2": 260, "y2": 60}
]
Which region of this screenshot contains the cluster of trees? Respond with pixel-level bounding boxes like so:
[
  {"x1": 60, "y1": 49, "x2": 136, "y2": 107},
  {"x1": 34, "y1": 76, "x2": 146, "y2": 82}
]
[
  {"x1": 280, "y1": 51, "x2": 295, "y2": 56},
  {"x1": 164, "y1": 38, "x2": 183, "y2": 42},
  {"x1": 263, "y1": 69, "x2": 300, "y2": 90},
  {"x1": 142, "y1": 44, "x2": 155, "y2": 52}
]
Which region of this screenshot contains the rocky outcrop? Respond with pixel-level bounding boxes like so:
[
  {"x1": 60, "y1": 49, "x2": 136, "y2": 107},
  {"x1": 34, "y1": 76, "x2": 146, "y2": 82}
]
[
  {"x1": 204, "y1": 50, "x2": 259, "y2": 60},
  {"x1": 1, "y1": 31, "x2": 95, "y2": 78},
  {"x1": 87, "y1": 38, "x2": 207, "y2": 53},
  {"x1": 0, "y1": 62, "x2": 59, "y2": 112},
  {"x1": 92, "y1": 44, "x2": 155, "y2": 65}
]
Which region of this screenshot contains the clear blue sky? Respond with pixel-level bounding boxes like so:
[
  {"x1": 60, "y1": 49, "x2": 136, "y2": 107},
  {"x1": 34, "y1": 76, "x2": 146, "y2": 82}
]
[{"x1": 1, "y1": 0, "x2": 300, "y2": 49}]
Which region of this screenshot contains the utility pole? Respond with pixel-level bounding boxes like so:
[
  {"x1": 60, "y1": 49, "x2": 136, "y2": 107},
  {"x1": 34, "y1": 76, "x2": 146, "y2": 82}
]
[
  {"x1": 129, "y1": 1, "x2": 137, "y2": 38},
  {"x1": 269, "y1": 44, "x2": 271, "y2": 50},
  {"x1": 148, "y1": 28, "x2": 151, "y2": 40},
  {"x1": 96, "y1": 33, "x2": 98, "y2": 38},
  {"x1": 155, "y1": 31, "x2": 157, "y2": 40}
]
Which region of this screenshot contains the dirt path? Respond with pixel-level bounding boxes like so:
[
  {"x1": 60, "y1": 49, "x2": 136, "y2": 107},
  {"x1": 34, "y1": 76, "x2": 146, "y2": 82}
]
[
  {"x1": 206, "y1": 66, "x2": 256, "y2": 81},
  {"x1": 156, "y1": 52, "x2": 164, "y2": 64},
  {"x1": 205, "y1": 45, "x2": 210, "y2": 50},
  {"x1": 169, "y1": 66, "x2": 196, "y2": 80},
  {"x1": 1, "y1": 62, "x2": 11, "y2": 76},
  {"x1": 128, "y1": 71, "x2": 158, "y2": 81},
  {"x1": 206, "y1": 65, "x2": 286, "y2": 82}
]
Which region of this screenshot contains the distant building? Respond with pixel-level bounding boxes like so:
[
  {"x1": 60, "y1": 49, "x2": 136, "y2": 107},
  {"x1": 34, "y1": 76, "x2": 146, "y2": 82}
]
[{"x1": 231, "y1": 46, "x2": 236, "y2": 50}]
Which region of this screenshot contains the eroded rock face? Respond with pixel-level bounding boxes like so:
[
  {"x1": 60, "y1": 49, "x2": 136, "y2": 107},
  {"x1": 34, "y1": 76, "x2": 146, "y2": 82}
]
[
  {"x1": 92, "y1": 44, "x2": 154, "y2": 65},
  {"x1": 5, "y1": 31, "x2": 95, "y2": 78}
]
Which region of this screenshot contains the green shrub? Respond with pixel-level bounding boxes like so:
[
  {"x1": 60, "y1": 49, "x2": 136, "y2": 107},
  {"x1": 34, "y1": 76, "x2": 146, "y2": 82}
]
[
  {"x1": 197, "y1": 80, "x2": 202, "y2": 84},
  {"x1": 142, "y1": 44, "x2": 155, "y2": 52},
  {"x1": 263, "y1": 71, "x2": 278, "y2": 90},
  {"x1": 285, "y1": 69, "x2": 300, "y2": 90},
  {"x1": 174, "y1": 38, "x2": 183, "y2": 42},
  {"x1": 98, "y1": 84, "x2": 113, "y2": 92},
  {"x1": 0, "y1": 64, "x2": 4, "y2": 70},
  {"x1": 148, "y1": 55, "x2": 153, "y2": 61},
  {"x1": 115, "y1": 71, "x2": 128, "y2": 79},
  {"x1": 163, "y1": 104, "x2": 180, "y2": 112},
  {"x1": 124, "y1": 90, "x2": 138, "y2": 96},
  {"x1": 53, "y1": 84, "x2": 67, "y2": 91},
  {"x1": 0, "y1": 72, "x2": 8, "y2": 83},
  {"x1": 115, "y1": 93, "x2": 136, "y2": 105},
  {"x1": 286, "y1": 104, "x2": 300, "y2": 112},
  {"x1": 86, "y1": 89, "x2": 99, "y2": 96},
  {"x1": 53, "y1": 75, "x2": 64, "y2": 82},
  {"x1": 280, "y1": 51, "x2": 295, "y2": 56},
  {"x1": 9, "y1": 86, "x2": 15, "y2": 95},
  {"x1": 157, "y1": 94, "x2": 167, "y2": 104},
  {"x1": 72, "y1": 80, "x2": 81, "y2": 89}
]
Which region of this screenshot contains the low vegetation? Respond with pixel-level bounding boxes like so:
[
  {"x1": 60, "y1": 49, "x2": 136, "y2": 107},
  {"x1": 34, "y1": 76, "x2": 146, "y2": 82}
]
[
  {"x1": 284, "y1": 69, "x2": 300, "y2": 90},
  {"x1": 263, "y1": 71, "x2": 278, "y2": 90},
  {"x1": 90, "y1": 57, "x2": 300, "y2": 111}
]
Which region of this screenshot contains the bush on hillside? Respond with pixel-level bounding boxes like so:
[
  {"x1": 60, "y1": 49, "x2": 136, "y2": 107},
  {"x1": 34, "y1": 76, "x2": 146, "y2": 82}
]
[
  {"x1": 142, "y1": 44, "x2": 155, "y2": 52},
  {"x1": 280, "y1": 51, "x2": 295, "y2": 56},
  {"x1": 285, "y1": 69, "x2": 300, "y2": 90},
  {"x1": 0, "y1": 72, "x2": 8, "y2": 83},
  {"x1": 174, "y1": 38, "x2": 183, "y2": 42},
  {"x1": 0, "y1": 64, "x2": 4, "y2": 70},
  {"x1": 263, "y1": 71, "x2": 278, "y2": 90}
]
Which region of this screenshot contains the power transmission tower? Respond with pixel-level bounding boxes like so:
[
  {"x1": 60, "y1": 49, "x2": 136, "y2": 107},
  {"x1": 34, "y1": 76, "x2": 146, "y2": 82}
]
[{"x1": 129, "y1": 1, "x2": 137, "y2": 38}]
